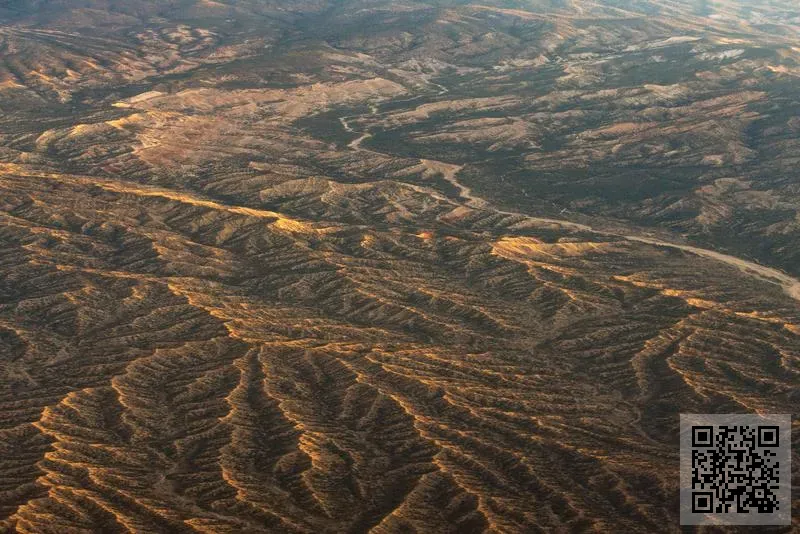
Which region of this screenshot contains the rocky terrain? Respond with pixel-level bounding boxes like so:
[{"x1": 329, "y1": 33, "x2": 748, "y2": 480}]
[{"x1": 0, "y1": 1, "x2": 798, "y2": 532}]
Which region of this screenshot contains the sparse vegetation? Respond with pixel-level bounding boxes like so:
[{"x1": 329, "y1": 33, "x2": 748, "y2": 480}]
[{"x1": 0, "y1": 1, "x2": 798, "y2": 532}]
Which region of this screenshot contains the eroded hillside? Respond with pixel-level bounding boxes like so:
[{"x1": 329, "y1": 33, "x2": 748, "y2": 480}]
[{"x1": 0, "y1": 1, "x2": 798, "y2": 532}]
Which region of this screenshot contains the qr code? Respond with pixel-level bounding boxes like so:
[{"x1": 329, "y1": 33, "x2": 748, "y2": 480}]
[{"x1": 680, "y1": 414, "x2": 791, "y2": 526}]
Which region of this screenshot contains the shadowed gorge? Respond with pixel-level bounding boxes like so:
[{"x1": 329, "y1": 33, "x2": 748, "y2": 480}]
[{"x1": 0, "y1": 1, "x2": 798, "y2": 532}]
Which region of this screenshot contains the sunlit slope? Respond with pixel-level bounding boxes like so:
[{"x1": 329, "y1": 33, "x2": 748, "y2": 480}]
[
  {"x1": 0, "y1": 0, "x2": 799, "y2": 532},
  {"x1": 1, "y1": 162, "x2": 798, "y2": 532}
]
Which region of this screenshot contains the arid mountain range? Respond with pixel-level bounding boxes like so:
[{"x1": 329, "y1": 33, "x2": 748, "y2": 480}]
[{"x1": 0, "y1": 1, "x2": 798, "y2": 532}]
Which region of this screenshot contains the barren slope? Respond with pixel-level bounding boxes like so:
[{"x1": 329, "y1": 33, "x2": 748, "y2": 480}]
[{"x1": 0, "y1": 1, "x2": 798, "y2": 533}]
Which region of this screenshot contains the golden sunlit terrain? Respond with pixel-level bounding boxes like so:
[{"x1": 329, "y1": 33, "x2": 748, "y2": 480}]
[{"x1": 0, "y1": 1, "x2": 798, "y2": 532}]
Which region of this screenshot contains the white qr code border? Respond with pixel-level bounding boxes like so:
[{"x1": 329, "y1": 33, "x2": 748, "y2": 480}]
[{"x1": 680, "y1": 413, "x2": 791, "y2": 526}]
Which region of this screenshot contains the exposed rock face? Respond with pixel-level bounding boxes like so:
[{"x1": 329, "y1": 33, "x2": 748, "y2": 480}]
[{"x1": 0, "y1": 1, "x2": 798, "y2": 532}]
